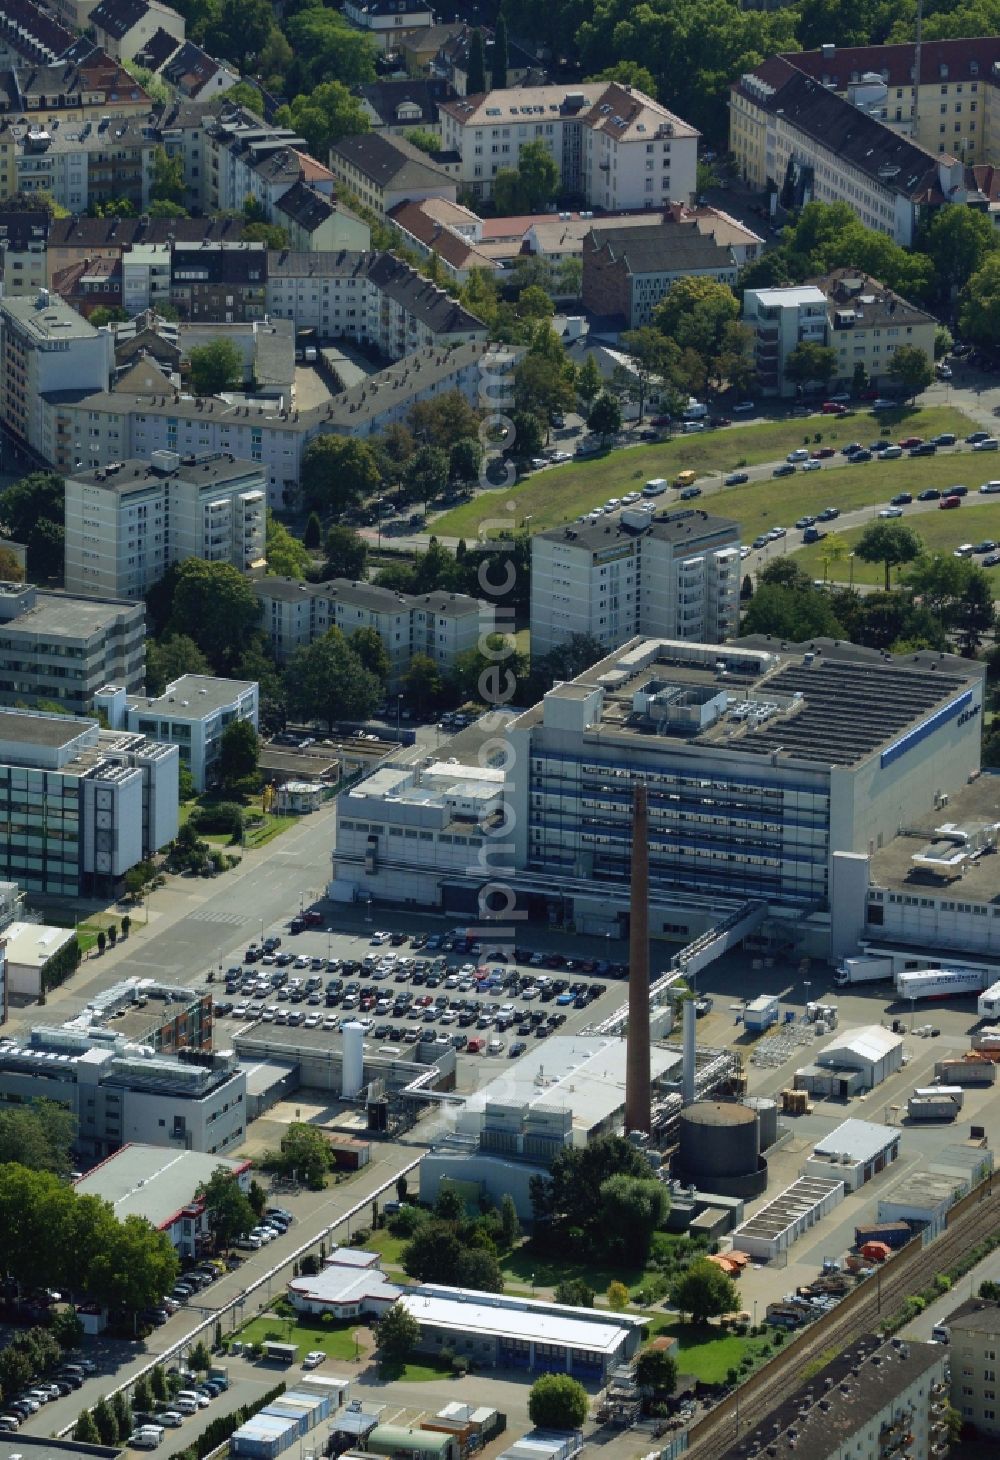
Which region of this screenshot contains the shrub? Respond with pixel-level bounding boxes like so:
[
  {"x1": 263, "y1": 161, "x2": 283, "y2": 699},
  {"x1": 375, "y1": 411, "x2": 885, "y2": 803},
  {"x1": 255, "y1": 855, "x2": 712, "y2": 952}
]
[
  {"x1": 350, "y1": 1227, "x2": 370, "y2": 1245},
  {"x1": 452, "y1": 1356, "x2": 469, "y2": 1376}
]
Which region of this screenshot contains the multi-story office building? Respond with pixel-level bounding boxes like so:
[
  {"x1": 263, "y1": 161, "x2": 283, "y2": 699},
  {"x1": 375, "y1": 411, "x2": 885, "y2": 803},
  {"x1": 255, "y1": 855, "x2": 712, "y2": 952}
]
[
  {"x1": 0, "y1": 582, "x2": 145, "y2": 714},
  {"x1": 0, "y1": 1025, "x2": 246, "y2": 1159},
  {"x1": 255, "y1": 577, "x2": 492, "y2": 688},
  {"x1": 98, "y1": 675, "x2": 259, "y2": 791},
  {"x1": 64, "y1": 451, "x2": 267, "y2": 601},
  {"x1": 530, "y1": 507, "x2": 741, "y2": 657},
  {"x1": 43, "y1": 341, "x2": 513, "y2": 508},
  {"x1": 719, "y1": 1333, "x2": 949, "y2": 1460},
  {"x1": 0, "y1": 290, "x2": 113, "y2": 458},
  {"x1": 0, "y1": 708, "x2": 178, "y2": 897},
  {"x1": 330, "y1": 637, "x2": 985, "y2": 954},
  {"x1": 438, "y1": 81, "x2": 698, "y2": 209}
]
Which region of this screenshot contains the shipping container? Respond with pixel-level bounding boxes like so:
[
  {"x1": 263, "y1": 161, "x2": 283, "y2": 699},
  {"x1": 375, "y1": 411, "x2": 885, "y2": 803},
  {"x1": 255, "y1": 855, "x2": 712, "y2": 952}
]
[
  {"x1": 906, "y1": 1095, "x2": 960, "y2": 1121},
  {"x1": 854, "y1": 1220, "x2": 912, "y2": 1250}
]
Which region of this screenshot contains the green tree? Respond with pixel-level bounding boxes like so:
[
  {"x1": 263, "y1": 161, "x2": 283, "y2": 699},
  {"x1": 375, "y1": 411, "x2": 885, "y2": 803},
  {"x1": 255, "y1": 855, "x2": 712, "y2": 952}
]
[
  {"x1": 73, "y1": 1411, "x2": 100, "y2": 1443},
  {"x1": 0, "y1": 1102, "x2": 76, "y2": 1174},
  {"x1": 145, "y1": 634, "x2": 211, "y2": 696},
  {"x1": 450, "y1": 437, "x2": 483, "y2": 484},
  {"x1": 517, "y1": 140, "x2": 559, "y2": 210},
  {"x1": 590, "y1": 60, "x2": 658, "y2": 95},
  {"x1": 300, "y1": 436, "x2": 381, "y2": 514},
  {"x1": 888, "y1": 344, "x2": 934, "y2": 399},
  {"x1": 349, "y1": 627, "x2": 390, "y2": 685},
  {"x1": 920, "y1": 204, "x2": 999, "y2": 304},
  {"x1": 588, "y1": 393, "x2": 622, "y2": 442},
  {"x1": 577, "y1": 353, "x2": 603, "y2": 408},
  {"x1": 906, "y1": 553, "x2": 997, "y2": 654},
  {"x1": 88, "y1": 305, "x2": 130, "y2": 326},
  {"x1": 467, "y1": 26, "x2": 486, "y2": 93},
  {"x1": 97, "y1": 931, "x2": 107, "y2": 955},
  {"x1": 189, "y1": 1339, "x2": 211, "y2": 1374},
  {"x1": 276, "y1": 83, "x2": 370, "y2": 156},
  {"x1": 855, "y1": 520, "x2": 925, "y2": 591},
  {"x1": 741, "y1": 582, "x2": 845, "y2": 640},
  {"x1": 285, "y1": 7, "x2": 377, "y2": 90},
  {"x1": 375, "y1": 1303, "x2": 419, "y2": 1370},
  {"x1": 203, "y1": 0, "x2": 272, "y2": 71},
  {"x1": 0, "y1": 470, "x2": 63, "y2": 545},
  {"x1": 403, "y1": 444, "x2": 449, "y2": 507},
  {"x1": 86, "y1": 1215, "x2": 179, "y2": 1312},
  {"x1": 50, "y1": 1308, "x2": 84, "y2": 1348},
  {"x1": 197, "y1": 1166, "x2": 255, "y2": 1248},
  {"x1": 404, "y1": 128, "x2": 441, "y2": 155},
  {"x1": 219, "y1": 719, "x2": 259, "y2": 790},
  {"x1": 187, "y1": 338, "x2": 243, "y2": 395},
  {"x1": 598, "y1": 1174, "x2": 669, "y2": 1261},
  {"x1": 279, "y1": 1123, "x2": 333, "y2": 1187},
  {"x1": 168, "y1": 559, "x2": 262, "y2": 672},
  {"x1": 112, "y1": 1390, "x2": 131, "y2": 1440},
  {"x1": 934, "y1": 324, "x2": 954, "y2": 360},
  {"x1": 133, "y1": 1374, "x2": 153, "y2": 1413},
  {"x1": 323, "y1": 524, "x2": 368, "y2": 581},
  {"x1": 409, "y1": 390, "x2": 482, "y2": 449},
  {"x1": 655, "y1": 275, "x2": 739, "y2": 367},
  {"x1": 304, "y1": 512, "x2": 322, "y2": 550},
  {"x1": 784, "y1": 341, "x2": 837, "y2": 388},
  {"x1": 635, "y1": 1346, "x2": 678, "y2": 1398},
  {"x1": 150, "y1": 1365, "x2": 168, "y2": 1403},
  {"x1": 285, "y1": 629, "x2": 380, "y2": 732},
  {"x1": 621, "y1": 327, "x2": 674, "y2": 420},
  {"x1": 499, "y1": 1193, "x2": 520, "y2": 1249},
  {"x1": 528, "y1": 1374, "x2": 589, "y2": 1430},
  {"x1": 243, "y1": 222, "x2": 290, "y2": 249},
  {"x1": 510, "y1": 409, "x2": 545, "y2": 459},
  {"x1": 150, "y1": 146, "x2": 185, "y2": 206},
  {"x1": 92, "y1": 1396, "x2": 119, "y2": 1446},
  {"x1": 266, "y1": 511, "x2": 311, "y2": 579},
  {"x1": 403, "y1": 1222, "x2": 462, "y2": 1283},
  {"x1": 402, "y1": 653, "x2": 444, "y2": 715},
  {"x1": 606, "y1": 1280, "x2": 630, "y2": 1312},
  {"x1": 670, "y1": 1259, "x2": 739, "y2": 1325},
  {"x1": 553, "y1": 1277, "x2": 595, "y2": 1307}
]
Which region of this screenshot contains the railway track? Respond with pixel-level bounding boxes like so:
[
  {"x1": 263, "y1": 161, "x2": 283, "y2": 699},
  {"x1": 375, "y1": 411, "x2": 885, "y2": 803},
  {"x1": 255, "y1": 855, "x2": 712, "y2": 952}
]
[{"x1": 686, "y1": 1181, "x2": 999, "y2": 1459}]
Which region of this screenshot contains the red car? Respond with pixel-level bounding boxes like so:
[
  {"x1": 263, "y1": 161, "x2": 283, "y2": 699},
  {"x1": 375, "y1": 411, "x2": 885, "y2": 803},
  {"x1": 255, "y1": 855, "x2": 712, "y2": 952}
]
[
  {"x1": 940, "y1": 494, "x2": 962, "y2": 509},
  {"x1": 811, "y1": 447, "x2": 835, "y2": 459},
  {"x1": 898, "y1": 436, "x2": 923, "y2": 449},
  {"x1": 821, "y1": 402, "x2": 847, "y2": 414}
]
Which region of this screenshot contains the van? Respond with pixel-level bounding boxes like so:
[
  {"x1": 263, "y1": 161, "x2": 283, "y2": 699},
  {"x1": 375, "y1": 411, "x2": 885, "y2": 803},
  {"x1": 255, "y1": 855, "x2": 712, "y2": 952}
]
[
  {"x1": 177, "y1": 1392, "x2": 208, "y2": 1410},
  {"x1": 129, "y1": 1432, "x2": 163, "y2": 1450},
  {"x1": 683, "y1": 401, "x2": 708, "y2": 419},
  {"x1": 643, "y1": 478, "x2": 667, "y2": 496},
  {"x1": 674, "y1": 471, "x2": 698, "y2": 489},
  {"x1": 173, "y1": 1398, "x2": 198, "y2": 1416}
]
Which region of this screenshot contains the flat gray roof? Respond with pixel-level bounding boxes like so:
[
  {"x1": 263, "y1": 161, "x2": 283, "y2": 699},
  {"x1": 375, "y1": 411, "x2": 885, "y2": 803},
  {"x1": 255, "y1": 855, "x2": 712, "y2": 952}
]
[
  {"x1": 129, "y1": 674, "x2": 256, "y2": 719},
  {"x1": 539, "y1": 507, "x2": 739, "y2": 555},
  {"x1": 70, "y1": 455, "x2": 263, "y2": 492},
  {"x1": 1, "y1": 292, "x2": 101, "y2": 341},
  {"x1": 0, "y1": 588, "x2": 142, "y2": 639},
  {"x1": 0, "y1": 710, "x2": 90, "y2": 748}
]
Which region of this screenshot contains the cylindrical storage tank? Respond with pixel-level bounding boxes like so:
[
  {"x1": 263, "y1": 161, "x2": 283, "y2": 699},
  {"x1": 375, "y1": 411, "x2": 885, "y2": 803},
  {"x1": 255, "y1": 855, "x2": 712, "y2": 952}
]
[
  {"x1": 340, "y1": 1022, "x2": 365, "y2": 1099},
  {"x1": 744, "y1": 1095, "x2": 778, "y2": 1151},
  {"x1": 677, "y1": 1101, "x2": 767, "y2": 1198}
]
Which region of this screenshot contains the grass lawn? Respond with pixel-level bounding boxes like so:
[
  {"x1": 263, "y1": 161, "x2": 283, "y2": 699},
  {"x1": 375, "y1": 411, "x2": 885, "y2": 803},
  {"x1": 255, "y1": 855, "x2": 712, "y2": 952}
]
[
  {"x1": 501, "y1": 1245, "x2": 646, "y2": 1295},
  {"x1": 432, "y1": 406, "x2": 978, "y2": 539},
  {"x1": 645, "y1": 1317, "x2": 777, "y2": 1384},
  {"x1": 364, "y1": 1229, "x2": 408, "y2": 1267},
  {"x1": 244, "y1": 813, "x2": 298, "y2": 849},
  {"x1": 790, "y1": 498, "x2": 1000, "y2": 590},
  {"x1": 234, "y1": 1312, "x2": 362, "y2": 1363},
  {"x1": 379, "y1": 1356, "x2": 458, "y2": 1383},
  {"x1": 76, "y1": 912, "x2": 123, "y2": 953}
]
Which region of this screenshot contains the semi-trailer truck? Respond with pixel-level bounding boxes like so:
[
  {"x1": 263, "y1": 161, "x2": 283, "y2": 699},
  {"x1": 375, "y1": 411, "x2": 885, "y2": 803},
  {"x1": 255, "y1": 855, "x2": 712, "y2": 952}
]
[{"x1": 895, "y1": 967, "x2": 992, "y2": 1002}]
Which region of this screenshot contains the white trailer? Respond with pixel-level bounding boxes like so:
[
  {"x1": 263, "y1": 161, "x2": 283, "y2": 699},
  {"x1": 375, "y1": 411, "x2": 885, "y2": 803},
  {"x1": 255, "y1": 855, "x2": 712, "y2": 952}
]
[
  {"x1": 895, "y1": 968, "x2": 992, "y2": 1002},
  {"x1": 979, "y1": 980, "x2": 1000, "y2": 1018},
  {"x1": 835, "y1": 955, "x2": 894, "y2": 987}
]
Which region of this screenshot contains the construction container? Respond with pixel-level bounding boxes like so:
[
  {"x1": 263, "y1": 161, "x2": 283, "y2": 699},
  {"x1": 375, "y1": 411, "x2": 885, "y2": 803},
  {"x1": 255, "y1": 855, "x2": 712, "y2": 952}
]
[
  {"x1": 933, "y1": 1058, "x2": 996, "y2": 1087},
  {"x1": 860, "y1": 1240, "x2": 891, "y2": 1262},
  {"x1": 913, "y1": 1085, "x2": 965, "y2": 1109},
  {"x1": 907, "y1": 1095, "x2": 960, "y2": 1122},
  {"x1": 231, "y1": 1415, "x2": 299, "y2": 1460},
  {"x1": 744, "y1": 995, "x2": 780, "y2": 1033},
  {"x1": 281, "y1": 1391, "x2": 333, "y2": 1426},
  {"x1": 327, "y1": 1137, "x2": 371, "y2": 1170},
  {"x1": 855, "y1": 1220, "x2": 912, "y2": 1250}
]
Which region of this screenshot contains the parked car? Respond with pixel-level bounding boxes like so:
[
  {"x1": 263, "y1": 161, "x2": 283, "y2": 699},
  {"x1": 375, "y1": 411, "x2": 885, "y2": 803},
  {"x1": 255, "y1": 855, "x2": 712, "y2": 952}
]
[
  {"x1": 724, "y1": 471, "x2": 749, "y2": 485},
  {"x1": 940, "y1": 494, "x2": 963, "y2": 508}
]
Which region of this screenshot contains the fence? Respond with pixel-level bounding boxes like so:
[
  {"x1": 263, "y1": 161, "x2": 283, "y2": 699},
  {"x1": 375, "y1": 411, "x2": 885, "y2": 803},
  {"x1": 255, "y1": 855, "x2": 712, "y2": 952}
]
[{"x1": 56, "y1": 1155, "x2": 422, "y2": 1439}]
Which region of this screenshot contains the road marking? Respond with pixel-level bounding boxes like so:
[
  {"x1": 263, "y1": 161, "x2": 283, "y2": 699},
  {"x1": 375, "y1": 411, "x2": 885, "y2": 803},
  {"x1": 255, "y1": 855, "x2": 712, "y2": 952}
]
[{"x1": 185, "y1": 910, "x2": 247, "y2": 926}]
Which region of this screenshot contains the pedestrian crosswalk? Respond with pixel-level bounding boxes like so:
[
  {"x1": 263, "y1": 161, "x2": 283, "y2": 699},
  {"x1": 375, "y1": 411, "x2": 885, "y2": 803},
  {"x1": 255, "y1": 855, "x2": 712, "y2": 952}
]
[{"x1": 185, "y1": 909, "x2": 245, "y2": 927}]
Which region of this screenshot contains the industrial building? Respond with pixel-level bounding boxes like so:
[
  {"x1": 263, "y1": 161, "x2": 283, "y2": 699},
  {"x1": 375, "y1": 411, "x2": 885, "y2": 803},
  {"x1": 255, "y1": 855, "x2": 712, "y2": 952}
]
[
  {"x1": 794, "y1": 1025, "x2": 905, "y2": 1097},
  {"x1": 876, "y1": 1145, "x2": 993, "y2": 1239},
  {"x1": 719, "y1": 1333, "x2": 950, "y2": 1460},
  {"x1": 73, "y1": 1144, "x2": 251, "y2": 1257},
  {"x1": 676, "y1": 1101, "x2": 768, "y2": 1199},
  {"x1": 729, "y1": 1175, "x2": 845, "y2": 1261},
  {"x1": 802, "y1": 1119, "x2": 900, "y2": 1192},
  {"x1": 333, "y1": 635, "x2": 986, "y2": 961},
  {"x1": 0, "y1": 1022, "x2": 246, "y2": 1159}
]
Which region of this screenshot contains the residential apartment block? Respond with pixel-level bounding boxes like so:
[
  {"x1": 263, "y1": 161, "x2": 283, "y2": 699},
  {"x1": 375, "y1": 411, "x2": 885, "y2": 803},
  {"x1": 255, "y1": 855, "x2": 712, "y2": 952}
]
[
  {"x1": 0, "y1": 289, "x2": 113, "y2": 459},
  {"x1": 582, "y1": 221, "x2": 740, "y2": 328},
  {"x1": 743, "y1": 271, "x2": 936, "y2": 396},
  {"x1": 342, "y1": 0, "x2": 434, "y2": 52},
  {"x1": 0, "y1": 707, "x2": 178, "y2": 897},
  {"x1": 45, "y1": 341, "x2": 512, "y2": 508},
  {"x1": 0, "y1": 54, "x2": 152, "y2": 130},
  {"x1": 0, "y1": 210, "x2": 49, "y2": 297},
  {"x1": 730, "y1": 56, "x2": 966, "y2": 245},
  {"x1": 947, "y1": 1296, "x2": 1000, "y2": 1435},
  {"x1": 0, "y1": 581, "x2": 145, "y2": 714},
  {"x1": 45, "y1": 214, "x2": 251, "y2": 283},
  {"x1": 719, "y1": 1333, "x2": 949, "y2": 1460},
  {"x1": 64, "y1": 451, "x2": 266, "y2": 600},
  {"x1": 438, "y1": 82, "x2": 698, "y2": 209},
  {"x1": 530, "y1": 507, "x2": 742, "y2": 657},
  {"x1": 273, "y1": 181, "x2": 370, "y2": 254},
  {"x1": 98, "y1": 674, "x2": 259, "y2": 791},
  {"x1": 1, "y1": 114, "x2": 160, "y2": 215},
  {"x1": 255, "y1": 576, "x2": 493, "y2": 688},
  {"x1": 329, "y1": 131, "x2": 458, "y2": 219},
  {"x1": 88, "y1": 0, "x2": 185, "y2": 63}
]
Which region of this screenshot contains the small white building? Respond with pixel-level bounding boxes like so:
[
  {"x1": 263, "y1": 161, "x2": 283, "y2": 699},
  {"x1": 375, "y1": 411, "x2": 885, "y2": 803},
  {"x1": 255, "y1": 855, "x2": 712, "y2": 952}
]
[
  {"x1": 815, "y1": 1025, "x2": 904, "y2": 1092},
  {"x1": 803, "y1": 1118, "x2": 900, "y2": 1192},
  {"x1": 98, "y1": 675, "x2": 259, "y2": 792},
  {"x1": 275, "y1": 781, "x2": 325, "y2": 815},
  {"x1": 74, "y1": 1142, "x2": 251, "y2": 1256},
  {"x1": 729, "y1": 1175, "x2": 845, "y2": 1261},
  {"x1": 4, "y1": 921, "x2": 77, "y2": 1002}
]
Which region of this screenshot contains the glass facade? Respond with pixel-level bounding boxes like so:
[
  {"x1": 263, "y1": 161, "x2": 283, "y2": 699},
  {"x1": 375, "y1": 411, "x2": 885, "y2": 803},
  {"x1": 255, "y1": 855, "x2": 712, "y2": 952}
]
[{"x1": 0, "y1": 766, "x2": 82, "y2": 896}]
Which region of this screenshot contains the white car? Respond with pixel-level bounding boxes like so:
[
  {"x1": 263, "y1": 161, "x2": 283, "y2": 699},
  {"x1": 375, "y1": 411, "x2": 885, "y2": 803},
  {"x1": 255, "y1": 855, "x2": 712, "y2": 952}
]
[
  {"x1": 370, "y1": 931, "x2": 389, "y2": 945},
  {"x1": 302, "y1": 1352, "x2": 326, "y2": 1369},
  {"x1": 154, "y1": 1413, "x2": 183, "y2": 1429},
  {"x1": 303, "y1": 1014, "x2": 320, "y2": 1028},
  {"x1": 768, "y1": 526, "x2": 787, "y2": 540},
  {"x1": 323, "y1": 1016, "x2": 338, "y2": 1030},
  {"x1": 549, "y1": 450, "x2": 572, "y2": 463},
  {"x1": 740, "y1": 545, "x2": 751, "y2": 560},
  {"x1": 879, "y1": 505, "x2": 904, "y2": 518},
  {"x1": 786, "y1": 448, "x2": 810, "y2": 463},
  {"x1": 980, "y1": 480, "x2": 1000, "y2": 493},
  {"x1": 530, "y1": 457, "x2": 548, "y2": 469},
  {"x1": 801, "y1": 458, "x2": 821, "y2": 471}
]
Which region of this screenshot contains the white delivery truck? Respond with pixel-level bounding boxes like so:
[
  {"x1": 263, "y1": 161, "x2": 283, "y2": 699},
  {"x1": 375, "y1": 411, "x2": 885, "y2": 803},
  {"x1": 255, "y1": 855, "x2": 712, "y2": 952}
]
[{"x1": 834, "y1": 954, "x2": 894, "y2": 987}]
